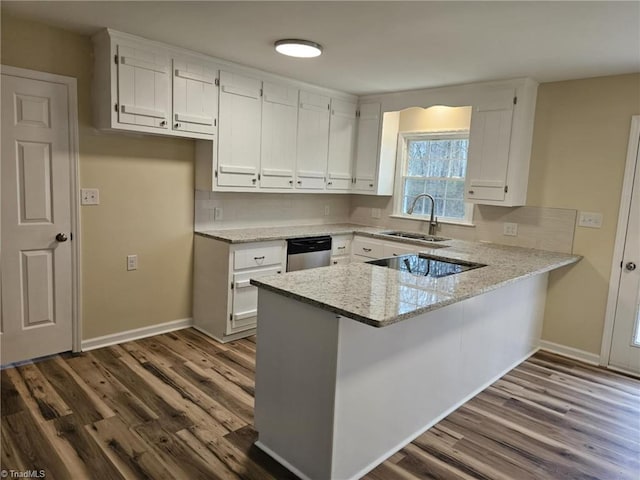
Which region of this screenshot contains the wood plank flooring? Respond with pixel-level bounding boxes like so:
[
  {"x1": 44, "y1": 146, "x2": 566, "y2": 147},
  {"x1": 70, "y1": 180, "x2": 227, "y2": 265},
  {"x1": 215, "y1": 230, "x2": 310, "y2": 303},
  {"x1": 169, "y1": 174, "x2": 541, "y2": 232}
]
[{"x1": 1, "y1": 328, "x2": 638, "y2": 479}]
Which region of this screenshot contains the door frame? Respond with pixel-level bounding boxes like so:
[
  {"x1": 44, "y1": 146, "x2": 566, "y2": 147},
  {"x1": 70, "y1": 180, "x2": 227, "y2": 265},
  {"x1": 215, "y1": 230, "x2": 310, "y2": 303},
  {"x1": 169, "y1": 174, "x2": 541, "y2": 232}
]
[
  {"x1": 600, "y1": 115, "x2": 640, "y2": 367},
  {"x1": 1, "y1": 65, "x2": 82, "y2": 353}
]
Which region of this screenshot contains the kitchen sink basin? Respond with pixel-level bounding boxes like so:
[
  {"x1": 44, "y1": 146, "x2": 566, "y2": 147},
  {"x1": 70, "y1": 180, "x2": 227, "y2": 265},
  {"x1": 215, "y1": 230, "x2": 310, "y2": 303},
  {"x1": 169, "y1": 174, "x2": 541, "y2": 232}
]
[{"x1": 379, "y1": 231, "x2": 449, "y2": 242}]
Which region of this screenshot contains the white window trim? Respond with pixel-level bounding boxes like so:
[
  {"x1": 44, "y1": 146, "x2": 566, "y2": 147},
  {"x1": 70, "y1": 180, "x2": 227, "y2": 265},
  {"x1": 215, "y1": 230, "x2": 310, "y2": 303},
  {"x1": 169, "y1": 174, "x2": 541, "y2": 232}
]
[{"x1": 393, "y1": 130, "x2": 473, "y2": 224}]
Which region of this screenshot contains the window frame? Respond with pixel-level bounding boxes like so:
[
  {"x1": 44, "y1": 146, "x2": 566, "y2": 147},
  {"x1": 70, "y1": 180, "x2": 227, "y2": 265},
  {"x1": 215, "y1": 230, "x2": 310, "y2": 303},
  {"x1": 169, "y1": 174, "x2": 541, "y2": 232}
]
[{"x1": 393, "y1": 130, "x2": 474, "y2": 225}]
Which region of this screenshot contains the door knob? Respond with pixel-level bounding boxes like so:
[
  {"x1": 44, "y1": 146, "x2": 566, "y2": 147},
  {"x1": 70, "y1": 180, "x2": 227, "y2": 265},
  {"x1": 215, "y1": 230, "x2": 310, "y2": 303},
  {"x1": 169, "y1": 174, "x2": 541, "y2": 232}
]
[
  {"x1": 56, "y1": 233, "x2": 68, "y2": 242},
  {"x1": 626, "y1": 262, "x2": 637, "y2": 271}
]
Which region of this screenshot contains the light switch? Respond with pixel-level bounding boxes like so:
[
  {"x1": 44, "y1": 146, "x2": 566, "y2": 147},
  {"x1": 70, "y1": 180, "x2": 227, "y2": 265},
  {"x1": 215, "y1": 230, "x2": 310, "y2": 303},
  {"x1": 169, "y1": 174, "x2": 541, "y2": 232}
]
[
  {"x1": 324, "y1": 205, "x2": 330, "y2": 216},
  {"x1": 81, "y1": 188, "x2": 100, "y2": 205},
  {"x1": 127, "y1": 254, "x2": 138, "y2": 271},
  {"x1": 578, "y1": 211, "x2": 603, "y2": 229}
]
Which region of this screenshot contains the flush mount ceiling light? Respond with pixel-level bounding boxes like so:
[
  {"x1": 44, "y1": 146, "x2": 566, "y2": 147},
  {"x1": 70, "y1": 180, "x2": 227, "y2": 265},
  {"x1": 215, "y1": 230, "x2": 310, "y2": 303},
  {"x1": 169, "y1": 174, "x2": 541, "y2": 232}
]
[{"x1": 274, "y1": 39, "x2": 323, "y2": 58}]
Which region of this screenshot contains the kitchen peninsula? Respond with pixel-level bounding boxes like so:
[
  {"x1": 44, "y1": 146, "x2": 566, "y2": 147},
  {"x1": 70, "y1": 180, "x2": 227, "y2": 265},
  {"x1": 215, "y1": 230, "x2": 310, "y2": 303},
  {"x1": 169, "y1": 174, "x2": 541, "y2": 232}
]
[{"x1": 250, "y1": 239, "x2": 580, "y2": 480}]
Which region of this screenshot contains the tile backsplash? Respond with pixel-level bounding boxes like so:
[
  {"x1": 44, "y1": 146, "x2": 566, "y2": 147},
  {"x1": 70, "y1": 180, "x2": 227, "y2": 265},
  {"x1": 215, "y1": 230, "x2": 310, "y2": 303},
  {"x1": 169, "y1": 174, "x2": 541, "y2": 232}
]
[
  {"x1": 196, "y1": 190, "x2": 577, "y2": 254},
  {"x1": 195, "y1": 190, "x2": 351, "y2": 230}
]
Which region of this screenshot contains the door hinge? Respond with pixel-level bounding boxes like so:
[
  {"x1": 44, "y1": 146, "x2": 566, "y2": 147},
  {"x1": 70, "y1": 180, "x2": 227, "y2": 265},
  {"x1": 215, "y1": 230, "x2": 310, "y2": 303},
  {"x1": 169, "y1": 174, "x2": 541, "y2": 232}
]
[
  {"x1": 214, "y1": 169, "x2": 218, "y2": 178},
  {"x1": 214, "y1": 118, "x2": 217, "y2": 127},
  {"x1": 260, "y1": 88, "x2": 263, "y2": 97},
  {"x1": 114, "y1": 54, "x2": 118, "y2": 65},
  {"x1": 230, "y1": 282, "x2": 234, "y2": 290},
  {"x1": 513, "y1": 96, "x2": 518, "y2": 105},
  {"x1": 114, "y1": 103, "x2": 118, "y2": 112},
  {"x1": 356, "y1": 110, "x2": 360, "y2": 118},
  {"x1": 230, "y1": 314, "x2": 233, "y2": 321},
  {"x1": 258, "y1": 173, "x2": 261, "y2": 180},
  {"x1": 215, "y1": 78, "x2": 220, "y2": 87},
  {"x1": 504, "y1": 185, "x2": 509, "y2": 193},
  {"x1": 70, "y1": 232, "x2": 73, "y2": 241}
]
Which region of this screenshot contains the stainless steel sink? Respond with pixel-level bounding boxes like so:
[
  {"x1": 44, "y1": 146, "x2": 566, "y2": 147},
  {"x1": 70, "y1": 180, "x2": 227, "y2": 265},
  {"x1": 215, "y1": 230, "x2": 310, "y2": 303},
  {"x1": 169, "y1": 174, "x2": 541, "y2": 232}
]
[{"x1": 379, "y1": 231, "x2": 450, "y2": 242}]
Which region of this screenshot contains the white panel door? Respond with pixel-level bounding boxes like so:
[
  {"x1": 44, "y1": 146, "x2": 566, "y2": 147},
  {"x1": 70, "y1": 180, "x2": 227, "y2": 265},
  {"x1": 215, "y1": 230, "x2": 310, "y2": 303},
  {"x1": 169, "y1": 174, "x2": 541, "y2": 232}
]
[
  {"x1": 217, "y1": 70, "x2": 262, "y2": 187},
  {"x1": 609, "y1": 130, "x2": 640, "y2": 374},
  {"x1": 261, "y1": 81, "x2": 298, "y2": 189},
  {"x1": 354, "y1": 103, "x2": 381, "y2": 192},
  {"x1": 327, "y1": 99, "x2": 357, "y2": 191},
  {"x1": 465, "y1": 89, "x2": 515, "y2": 202},
  {"x1": 117, "y1": 44, "x2": 170, "y2": 130},
  {"x1": 172, "y1": 57, "x2": 218, "y2": 136},
  {"x1": 296, "y1": 91, "x2": 330, "y2": 190},
  {"x1": 1, "y1": 74, "x2": 73, "y2": 364}
]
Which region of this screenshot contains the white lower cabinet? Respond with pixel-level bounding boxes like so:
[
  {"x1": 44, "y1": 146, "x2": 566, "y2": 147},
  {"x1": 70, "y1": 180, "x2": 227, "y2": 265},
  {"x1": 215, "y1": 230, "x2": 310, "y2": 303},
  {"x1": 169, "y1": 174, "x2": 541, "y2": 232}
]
[
  {"x1": 193, "y1": 235, "x2": 286, "y2": 342},
  {"x1": 330, "y1": 234, "x2": 352, "y2": 265},
  {"x1": 352, "y1": 235, "x2": 423, "y2": 262}
]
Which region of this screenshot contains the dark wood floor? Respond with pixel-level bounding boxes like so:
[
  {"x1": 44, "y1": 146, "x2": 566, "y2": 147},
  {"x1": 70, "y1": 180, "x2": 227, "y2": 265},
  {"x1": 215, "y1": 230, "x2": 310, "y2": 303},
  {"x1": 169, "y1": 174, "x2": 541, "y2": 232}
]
[{"x1": 1, "y1": 328, "x2": 638, "y2": 480}]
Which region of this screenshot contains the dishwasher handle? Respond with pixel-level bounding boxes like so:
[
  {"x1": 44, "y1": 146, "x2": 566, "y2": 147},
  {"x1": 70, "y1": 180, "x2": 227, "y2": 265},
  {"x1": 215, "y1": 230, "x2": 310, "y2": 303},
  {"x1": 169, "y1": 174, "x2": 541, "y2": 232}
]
[{"x1": 287, "y1": 236, "x2": 332, "y2": 255}]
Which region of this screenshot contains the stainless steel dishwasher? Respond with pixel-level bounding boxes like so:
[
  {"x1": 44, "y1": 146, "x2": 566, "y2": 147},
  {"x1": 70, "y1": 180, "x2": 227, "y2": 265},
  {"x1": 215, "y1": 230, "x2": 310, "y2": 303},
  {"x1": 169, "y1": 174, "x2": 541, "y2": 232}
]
[{"x1": 286, "y1": 236, "x2": 332, "y2": 271}]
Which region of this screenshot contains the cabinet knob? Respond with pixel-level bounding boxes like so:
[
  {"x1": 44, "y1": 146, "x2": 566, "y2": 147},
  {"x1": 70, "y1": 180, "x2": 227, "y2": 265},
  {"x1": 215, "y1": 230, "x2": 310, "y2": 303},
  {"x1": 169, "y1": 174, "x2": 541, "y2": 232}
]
[
  {"x1": 369, "y1": 183, "x2": 374, "y2": 187},
  {"x1": 297, "y1": 181, "x2": 302, "y2": 185},
  {"x1": 160, "y1": 120, "x2": 167, "y2": 127},
  {"x1": 289, "y1": 180, "x2": 293, "y2": 184},
  {"x1": 252, "y1": 178, "x2": 257, "y2": 183},
  {"x1": 327, "y1": 182, "x2": 333, "y2": 186},
  {"x1": 174, "y1": 122, "x2": 182, "y2": 128},
  {"x1": 333, "y1": 261, "x2": 338, "y2": 265},
  {"x1": 468, "y1": 190, "x2": 475, "y2": 194}
]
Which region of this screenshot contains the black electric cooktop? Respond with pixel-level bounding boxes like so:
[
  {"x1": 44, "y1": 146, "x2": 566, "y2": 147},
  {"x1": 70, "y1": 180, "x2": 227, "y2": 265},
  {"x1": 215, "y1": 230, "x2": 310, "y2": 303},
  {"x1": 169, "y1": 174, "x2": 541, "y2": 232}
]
[{"x1": 367, "y1": 254, "x2": 485, "y2": 278}]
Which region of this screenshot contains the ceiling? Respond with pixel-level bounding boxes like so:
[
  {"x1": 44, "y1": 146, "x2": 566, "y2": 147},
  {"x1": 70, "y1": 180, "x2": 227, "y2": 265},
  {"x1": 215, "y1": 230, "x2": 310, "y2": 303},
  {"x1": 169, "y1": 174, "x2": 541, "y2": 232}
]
[{"x1": 2, "y1": 1, "x2": 639, "y2": 95}]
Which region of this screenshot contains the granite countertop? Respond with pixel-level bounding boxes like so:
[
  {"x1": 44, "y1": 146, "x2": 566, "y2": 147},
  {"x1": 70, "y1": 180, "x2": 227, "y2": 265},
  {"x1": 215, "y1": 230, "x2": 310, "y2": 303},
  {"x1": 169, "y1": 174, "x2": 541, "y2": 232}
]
[
  {"x1": 250, "y1": 240, "x2": 581, "y2": 327},
  {"x1": 195, "y1": 223, "x2": 381, "y2": 243}
]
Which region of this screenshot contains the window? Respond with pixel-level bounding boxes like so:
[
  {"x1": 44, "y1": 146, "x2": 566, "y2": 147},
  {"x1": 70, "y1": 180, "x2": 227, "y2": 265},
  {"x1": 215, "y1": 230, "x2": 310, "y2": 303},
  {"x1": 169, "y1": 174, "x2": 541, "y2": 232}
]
[{"x1": 395, "y1": 131, "x2": 472, "y2": 223}]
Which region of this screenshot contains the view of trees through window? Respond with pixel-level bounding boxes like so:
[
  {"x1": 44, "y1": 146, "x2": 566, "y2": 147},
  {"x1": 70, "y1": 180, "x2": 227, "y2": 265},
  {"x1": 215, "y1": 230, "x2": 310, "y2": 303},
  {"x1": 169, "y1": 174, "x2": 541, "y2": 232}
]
[{"x1": 401, "y1": 134, "x2": 469, "y2": 219}]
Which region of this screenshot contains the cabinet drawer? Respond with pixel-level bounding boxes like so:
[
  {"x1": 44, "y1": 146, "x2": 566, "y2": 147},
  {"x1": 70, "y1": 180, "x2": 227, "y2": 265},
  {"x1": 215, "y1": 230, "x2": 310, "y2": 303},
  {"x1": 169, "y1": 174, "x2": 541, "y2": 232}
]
[
  {"x1": 331, "y1": 256, "x2": 350, "y2": 266},
  {"x1": 382, "y1": 242, "x2": 420, "y2": 258},
  {"x1": 351, "y1": 237, "x2": 383, "y2": 259},
  {"x1": 233, "y1": 243, "x2": 283, "y2": 270},
  {"x1": 230, "y1": 266, "x2": 282, "y2": 333},
  {"x1": 332, "y1": 236, "x2": 352, "y2": 256}
]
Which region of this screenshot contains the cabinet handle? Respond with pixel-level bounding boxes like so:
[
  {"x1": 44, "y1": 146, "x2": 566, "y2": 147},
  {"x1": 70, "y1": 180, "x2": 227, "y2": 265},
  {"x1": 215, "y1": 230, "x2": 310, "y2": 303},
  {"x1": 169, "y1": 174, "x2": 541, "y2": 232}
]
[
  {"x1": 277, "y1": 270, "x2": 282, "y2": 274},
  {"x1": 392, "y1": 253, "x2": 398, "y2": 256},
  {"x1": 337, "y1": 246, "x2": 345, "y2": 250},
  {"x1": 252, "y1": 178, "x2": 257, "y2": 184},
  {"x1": 369, "y1": 183, "x2": 374, "y2": 187},
  {"x1": 327, "y1": 182, "x2": 333, "y2": 185},
  {"x1": 468, "y1": 190, "x2": 475, "y2": 194},
  {"x1": 160, "y1": 120, "x2": 167, "y2": 127},
  {"x1": 362, "y1": 247, "x2": 372, "y2": 252},
  {"x1": 254, "y1": 256, "x2": 265, "y2": 260},
  {"x1": 333, "y1": 261, "x2": 338, "y2": 265},
  {"x1": 174, "y1": 122, "x2": 182, "y2": 128}
]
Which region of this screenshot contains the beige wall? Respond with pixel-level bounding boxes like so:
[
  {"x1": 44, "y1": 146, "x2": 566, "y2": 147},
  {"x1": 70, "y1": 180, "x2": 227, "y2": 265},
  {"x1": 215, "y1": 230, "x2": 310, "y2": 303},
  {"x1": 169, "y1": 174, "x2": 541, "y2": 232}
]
[
  {"x1": 528, "y1": 74, "x2": 640, "y2": 354},
  {"x1": 398, "y1": 105, "x2": 471, "y2": 132},
  {"x1": 1, "y1": 14, "x2": 195, "y2": 339}
]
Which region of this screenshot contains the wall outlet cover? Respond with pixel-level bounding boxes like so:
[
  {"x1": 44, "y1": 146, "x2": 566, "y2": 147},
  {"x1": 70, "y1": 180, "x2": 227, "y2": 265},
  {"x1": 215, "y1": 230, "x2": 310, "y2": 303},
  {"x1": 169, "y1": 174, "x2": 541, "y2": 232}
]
[
  {"x1": 81, "y1": 188, "x2": 100, "y2": 205},
  {"x1": 324, "y1": 205, "x2": 330, "y2": 216},
  {"x1": 578, "y1": 211, "x2": 603, "y2": 229},
  {"x1": 503, "y1": 222, "x2": 518, "y2": 236},
  {"x1": 214, "y1": 207, "x2": 223, "y2": 220},
  {"x1": 371, "y1": 208, "x2": 381, "y2": 219}
]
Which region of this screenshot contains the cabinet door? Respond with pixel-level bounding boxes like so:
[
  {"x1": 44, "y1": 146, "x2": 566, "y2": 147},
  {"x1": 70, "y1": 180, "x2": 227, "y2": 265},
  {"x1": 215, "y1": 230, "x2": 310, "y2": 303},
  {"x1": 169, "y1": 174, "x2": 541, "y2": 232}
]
[
  {"x1": 117, "y1": 44, "x2": 170, "y2": 129},
  {"x1": 296, "y1": 91, "x2": 330, "y2": 190},
  {"x1": 172, "y1": 57, "x2": 218, "y2": 136},
  {"x1": 465, "y1": 89, "x2": 515, "y2": 202},
  {"x1": 218, "y1": 71, "x2": 262, "y2": 188},
  {"x1": 327, "y1": 99, "x2": 357, "y2": 191},
  {"x1": 231, "y1": 266, "x2": 282, "y2": 333},
  {"x1": 354, "y1": 103, "x2": 381, "y2": 191},
  {"x1": 261, "y1": 81, "x2": 298, "y2": 189}
]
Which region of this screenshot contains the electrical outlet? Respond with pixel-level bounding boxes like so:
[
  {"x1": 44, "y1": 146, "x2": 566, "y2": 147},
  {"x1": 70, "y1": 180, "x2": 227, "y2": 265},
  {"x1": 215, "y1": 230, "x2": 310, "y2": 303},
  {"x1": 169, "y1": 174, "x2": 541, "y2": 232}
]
[
  {"x1": 214, "y1": 207, "x2": 223, "y2": 221},
  {"x1": 578, "y1": 211, "x2": 603, "y2": 228},
  {"x1": 127, "y1": 254, "x2": 137, "y2": 271},
  {"x1": 324, "y1": 205, "x2": 330, "y2": 216},
  {"x1": 371, "y1": 208, "x2": 381, "y2": 219},
  {"x1": 503, "y1": 222, "x2": 518, "y2": 236},
  {"x1": 81, "y1": 188, "x2": 100, "y2": 205}
]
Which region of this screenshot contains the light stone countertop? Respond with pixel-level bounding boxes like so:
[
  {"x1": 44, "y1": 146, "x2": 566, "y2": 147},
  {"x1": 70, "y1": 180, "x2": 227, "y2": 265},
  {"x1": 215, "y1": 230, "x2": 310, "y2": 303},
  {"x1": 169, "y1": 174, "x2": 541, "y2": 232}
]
[
  {"x1": 249, "y1": 239, "x2": 581, "y2": 327},
  {"x1": 195, "y1": 223, "x2": 381, "y2": 243}
]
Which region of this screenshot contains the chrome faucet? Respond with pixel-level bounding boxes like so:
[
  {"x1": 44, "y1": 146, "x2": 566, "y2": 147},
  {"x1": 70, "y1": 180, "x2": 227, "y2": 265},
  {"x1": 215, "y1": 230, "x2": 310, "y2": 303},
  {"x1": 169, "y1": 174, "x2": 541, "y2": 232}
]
[{"x1": 407, "y1": 193, "x2": 438, "y2": 235}]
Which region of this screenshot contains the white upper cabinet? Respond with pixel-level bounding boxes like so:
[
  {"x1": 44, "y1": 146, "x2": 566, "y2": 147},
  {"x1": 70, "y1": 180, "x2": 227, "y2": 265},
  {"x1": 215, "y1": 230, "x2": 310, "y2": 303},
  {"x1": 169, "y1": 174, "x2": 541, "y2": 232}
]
[
  {"x1": 217, "y1": 70, "x2": 262, "y2": 188},
  {"x1": 261, "y1": 81, "x2": 298, "y2": 189},
  {"x1": 296, "y1": 91, "x2": 330, "y2": 190},
  {"x1": 116, "y1": 44, "x2": 171, "y2": 131},
  {"x1": 172, "y1": 56, "x2": 218, "y2": 136},
  {"x1": 327, "y1": 99, "x2": 357, "y2": 191},
  {"x1": 354, "y1": 103, "x2": 382, "y2": 192},
  {"x1": 466, "y1": 78, "x2": 538, "y2": 206}
]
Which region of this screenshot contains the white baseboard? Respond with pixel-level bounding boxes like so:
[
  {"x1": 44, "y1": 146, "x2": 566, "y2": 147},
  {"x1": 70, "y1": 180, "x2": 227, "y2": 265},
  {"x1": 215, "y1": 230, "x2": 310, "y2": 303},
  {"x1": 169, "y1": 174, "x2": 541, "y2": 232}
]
[
  {"x1": 81, "y1": 318, "x2": 193, "y2": 352},
  {"x1": 538, "y1": 340, "x2": 600, "y2": 365}
]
